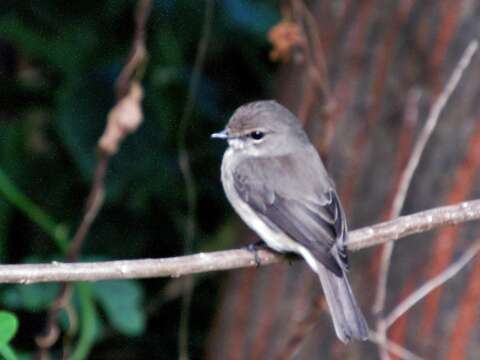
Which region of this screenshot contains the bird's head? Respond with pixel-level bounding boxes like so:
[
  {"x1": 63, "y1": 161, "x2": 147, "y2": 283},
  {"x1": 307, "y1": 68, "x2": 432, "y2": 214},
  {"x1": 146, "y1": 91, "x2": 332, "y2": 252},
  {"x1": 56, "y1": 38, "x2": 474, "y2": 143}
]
[{"x1": 211, "y1": 100, "x2": 307, "y2": 157}]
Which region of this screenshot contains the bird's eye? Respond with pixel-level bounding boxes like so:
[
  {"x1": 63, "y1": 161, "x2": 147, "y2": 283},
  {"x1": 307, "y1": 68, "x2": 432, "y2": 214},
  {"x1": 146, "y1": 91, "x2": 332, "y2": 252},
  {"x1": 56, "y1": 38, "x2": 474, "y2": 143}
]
[{"x1": 250, "y1": 131, "x2": 265, "y2": 141}]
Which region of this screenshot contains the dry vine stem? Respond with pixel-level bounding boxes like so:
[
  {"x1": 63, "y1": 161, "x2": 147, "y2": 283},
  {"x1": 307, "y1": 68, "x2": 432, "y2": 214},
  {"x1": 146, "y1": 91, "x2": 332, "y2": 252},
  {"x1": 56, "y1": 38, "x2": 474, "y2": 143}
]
[
  {"x1": 0, "y1": 199, "x2": 478, "y2": 284},
  {"x1": 35, "y1": 0, "x2": 152, "y2": 355}
]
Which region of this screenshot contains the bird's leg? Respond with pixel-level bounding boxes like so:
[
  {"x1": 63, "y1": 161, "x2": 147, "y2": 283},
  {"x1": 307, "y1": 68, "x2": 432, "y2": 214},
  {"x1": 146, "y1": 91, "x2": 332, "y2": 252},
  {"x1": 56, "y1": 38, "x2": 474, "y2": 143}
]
[
  {"x1": 246, "y1": 240, "x2": 267, "y2": 267},
  {"x1": 245, "y1": 240, "x2": 301, "y2": 267},
  {"x1": 245, "y1": 240, "x2": 268, "y2": 267}
]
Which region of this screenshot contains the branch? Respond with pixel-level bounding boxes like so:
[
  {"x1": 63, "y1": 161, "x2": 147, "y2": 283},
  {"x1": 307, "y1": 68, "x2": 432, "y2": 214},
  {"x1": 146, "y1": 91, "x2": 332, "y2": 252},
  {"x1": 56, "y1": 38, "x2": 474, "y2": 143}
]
[
  {"x1": 372, "y1": 38, "x2": 478, "y2": 360},
  {"x1": 384, "y1": 240, "x2": 480, "y2": 328},
  {"x1": 373, "y1": 38, "x2": 479, "y2": 315},
  {"x1": 0, "y1": 199, "x2": 479, "y2": 284},
  {"x1": 369, "y1": 331, "x2": 424, "y2": 360}
]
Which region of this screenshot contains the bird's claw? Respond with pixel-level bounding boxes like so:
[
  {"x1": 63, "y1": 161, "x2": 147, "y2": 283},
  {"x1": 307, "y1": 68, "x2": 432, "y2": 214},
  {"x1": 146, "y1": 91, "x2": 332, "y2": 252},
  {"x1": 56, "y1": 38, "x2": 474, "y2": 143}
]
[{"x1": 245, "y1": 240, "x2": 266, "y2": 267}]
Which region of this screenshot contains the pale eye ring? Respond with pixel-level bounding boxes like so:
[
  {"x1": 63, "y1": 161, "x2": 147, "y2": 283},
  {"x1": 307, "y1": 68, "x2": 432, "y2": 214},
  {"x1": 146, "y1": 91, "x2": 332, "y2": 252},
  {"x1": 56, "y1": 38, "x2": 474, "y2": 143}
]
[{"x1": 250, "y1": 131, "x2": 265, "y2": 140}]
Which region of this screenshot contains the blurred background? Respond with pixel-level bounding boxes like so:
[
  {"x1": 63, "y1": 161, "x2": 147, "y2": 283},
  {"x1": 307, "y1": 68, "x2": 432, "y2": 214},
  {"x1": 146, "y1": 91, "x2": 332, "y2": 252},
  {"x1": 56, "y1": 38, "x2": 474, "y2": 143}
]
[{"x1": 1, "y1": 0, "x2": 480, "y2": 359}]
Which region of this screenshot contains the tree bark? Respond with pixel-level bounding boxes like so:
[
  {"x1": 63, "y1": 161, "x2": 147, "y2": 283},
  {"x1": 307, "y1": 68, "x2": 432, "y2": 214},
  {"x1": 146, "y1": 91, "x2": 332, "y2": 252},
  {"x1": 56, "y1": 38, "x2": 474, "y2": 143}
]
[{"x1": 207, "y1": 1, "x2": 480, "y2": 359}]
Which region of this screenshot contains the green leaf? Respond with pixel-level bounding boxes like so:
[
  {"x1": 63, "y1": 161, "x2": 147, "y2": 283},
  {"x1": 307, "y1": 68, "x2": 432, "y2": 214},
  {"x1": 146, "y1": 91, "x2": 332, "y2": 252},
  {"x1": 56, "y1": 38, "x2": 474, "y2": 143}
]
[
  {"x1": 0, "y1": 343, "x2": 17, "y2": 360},
  {"x1": 0, "y1": 311, "x2": 19, "y2": 344},
  {"x1": 3, "y1": 283, "x2": 60, "y2": 311},
  {"x1": 70, "y1": 283, "x2": 98, "y2": 360},
  {"x1": 0, "y1": 168, "x2": 69, "y2": 252},
  {"x1": 0, "y1": 16, "x2": 87, "y2": 74},
  {"x1": 93, "y1": 280, "x2": 145, "y2": 336}
]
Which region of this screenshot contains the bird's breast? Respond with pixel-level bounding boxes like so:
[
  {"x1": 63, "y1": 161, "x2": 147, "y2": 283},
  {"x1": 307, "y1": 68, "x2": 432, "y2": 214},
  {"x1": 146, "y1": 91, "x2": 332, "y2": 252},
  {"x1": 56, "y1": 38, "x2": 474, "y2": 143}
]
[{"x1": 220, "y1": 149, "x2": 304, "y2": 254}]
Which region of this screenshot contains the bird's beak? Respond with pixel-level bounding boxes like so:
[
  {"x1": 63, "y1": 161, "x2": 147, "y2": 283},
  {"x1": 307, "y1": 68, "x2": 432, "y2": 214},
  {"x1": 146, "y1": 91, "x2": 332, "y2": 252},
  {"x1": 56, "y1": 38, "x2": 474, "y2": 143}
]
[{"x1": 211, "y1": 129, "x2": 229, "y2": 140}]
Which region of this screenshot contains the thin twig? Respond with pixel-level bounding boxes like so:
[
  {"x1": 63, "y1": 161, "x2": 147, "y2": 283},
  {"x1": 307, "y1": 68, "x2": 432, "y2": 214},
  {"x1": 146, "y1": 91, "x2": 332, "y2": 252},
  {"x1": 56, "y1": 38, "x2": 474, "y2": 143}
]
[
  {"x1": 373, "y1": 39, "x2": 478, "y2": 360},
  {"x1": 67, "y1": 153, "x2": 109, "y2": 261},
  {"x1": 385, "y1": 241, "x2": 480, "y2": 328},
  {"x1": 276, "y1": 299, "x2": 326, "y2": 360},
  {"x1": 35, "y1": 0, "x2": 152, "y2": 356},
  {"x1": 294, "y1": 0, "x2": 330, "y2": 96},
  {"x1": 369, "y1": 331, "x2": 424, "y2": 360},
  {"x1": 290, "y1": 0, "x2": 334, "y2": 132},
  {"x1": 374, "y1": 87, "x2": 421, "y2": 360},
  {"x1": 0, "y1": 199, "x2": 476, "y2": 284},
  {"x1": 115, "y1": 0, "x2": 152, "y2": 98},
  {"x1": 373, "y1": 39, "x2": 479, "y2": 314},
  {"x1": 176, "y1": 1, "x2": 214, "y2": 359},
  {"x1": 393, "y1": 39, "x2": 478, "y2": 221}
]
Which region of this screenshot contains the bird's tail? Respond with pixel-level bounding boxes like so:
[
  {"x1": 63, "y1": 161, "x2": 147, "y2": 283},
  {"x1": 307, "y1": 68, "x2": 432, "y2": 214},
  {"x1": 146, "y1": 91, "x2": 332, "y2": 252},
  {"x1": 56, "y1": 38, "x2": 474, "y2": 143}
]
[{"x1": 316, "y1": 265, "x2": 369, "y2": 342}]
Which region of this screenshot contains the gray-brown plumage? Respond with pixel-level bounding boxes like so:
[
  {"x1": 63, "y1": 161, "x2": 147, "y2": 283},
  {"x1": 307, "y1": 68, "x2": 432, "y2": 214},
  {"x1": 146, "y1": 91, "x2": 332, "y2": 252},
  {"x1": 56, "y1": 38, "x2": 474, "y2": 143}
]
[{"x1": 212, "y1": 100, "x2": 368, "y2": 342}]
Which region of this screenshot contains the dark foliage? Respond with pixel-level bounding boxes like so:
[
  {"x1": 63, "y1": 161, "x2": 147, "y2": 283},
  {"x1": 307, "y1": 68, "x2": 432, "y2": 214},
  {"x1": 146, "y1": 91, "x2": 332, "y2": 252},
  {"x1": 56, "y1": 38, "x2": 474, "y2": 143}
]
[{"x1": 0, "y1": 1, "x2": 279, "y2": 358}]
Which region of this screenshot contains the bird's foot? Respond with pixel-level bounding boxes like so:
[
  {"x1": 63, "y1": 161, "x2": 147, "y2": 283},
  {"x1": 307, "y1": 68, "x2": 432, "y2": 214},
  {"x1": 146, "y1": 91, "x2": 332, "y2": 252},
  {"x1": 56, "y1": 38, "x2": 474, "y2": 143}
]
[{"x1": 245, "y1": 240, "x2": 268, "y2": 267}]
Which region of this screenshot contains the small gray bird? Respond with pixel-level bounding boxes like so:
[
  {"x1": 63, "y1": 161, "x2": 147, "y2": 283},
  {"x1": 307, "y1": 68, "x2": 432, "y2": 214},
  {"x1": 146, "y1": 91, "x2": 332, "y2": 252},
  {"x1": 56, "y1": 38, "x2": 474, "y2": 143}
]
[{"x1": 212, "y1": 100, "x2": 368, "y2": 342}]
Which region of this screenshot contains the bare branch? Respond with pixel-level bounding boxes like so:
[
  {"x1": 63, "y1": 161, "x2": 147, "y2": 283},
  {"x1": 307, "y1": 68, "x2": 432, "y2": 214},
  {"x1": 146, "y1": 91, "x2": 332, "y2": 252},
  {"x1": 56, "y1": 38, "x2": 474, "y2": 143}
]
[
  {"x1": 369, "y1": 331, "x2": 424, "y2": 360},
  {"x1": 384, "y1": 241, "x2": 480, "y2": 328},
  {"x1": 0, "y1": 199, "x2": 477, "y2": 284},
  {"x1": 371, "y1": 39, "x2": 478, "y2": 360},
  {"x1": 392, "y1": 40, "x2": 478, "y2": 219},
  {"x1": 373, "y1": 39, "x2": 479, "y2": 315},
  {"x1": 347, "y1": 199, "x2": 480, "y2": 250}
]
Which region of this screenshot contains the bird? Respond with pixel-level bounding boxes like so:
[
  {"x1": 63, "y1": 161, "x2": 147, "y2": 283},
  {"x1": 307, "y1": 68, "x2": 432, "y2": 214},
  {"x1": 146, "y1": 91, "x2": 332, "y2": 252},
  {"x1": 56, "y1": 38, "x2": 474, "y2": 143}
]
[{"x1": 211, "y1": 100, "x2": 369, "y2": 342}]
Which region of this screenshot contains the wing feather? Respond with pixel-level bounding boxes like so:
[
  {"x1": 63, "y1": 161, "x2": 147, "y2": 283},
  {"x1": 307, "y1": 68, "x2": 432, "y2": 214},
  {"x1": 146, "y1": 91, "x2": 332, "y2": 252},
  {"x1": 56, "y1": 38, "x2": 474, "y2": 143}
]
[{"x1": 233, "y1": 153, "x2": 348, "y2": 276}]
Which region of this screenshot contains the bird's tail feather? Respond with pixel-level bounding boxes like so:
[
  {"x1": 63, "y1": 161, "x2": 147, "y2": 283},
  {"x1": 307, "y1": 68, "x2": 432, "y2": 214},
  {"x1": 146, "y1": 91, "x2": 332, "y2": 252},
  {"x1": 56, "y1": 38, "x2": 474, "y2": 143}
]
[{"x1": 317, "y1": 265, "x2": 369, "y2": 342}]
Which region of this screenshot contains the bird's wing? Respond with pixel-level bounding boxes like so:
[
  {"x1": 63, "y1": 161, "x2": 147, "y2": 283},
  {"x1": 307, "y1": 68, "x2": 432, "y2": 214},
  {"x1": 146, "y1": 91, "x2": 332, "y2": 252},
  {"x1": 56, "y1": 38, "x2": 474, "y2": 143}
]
[{"x1": 233, "y1": 153, "x2": 348, "y2": 276}]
